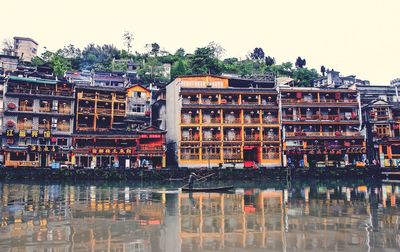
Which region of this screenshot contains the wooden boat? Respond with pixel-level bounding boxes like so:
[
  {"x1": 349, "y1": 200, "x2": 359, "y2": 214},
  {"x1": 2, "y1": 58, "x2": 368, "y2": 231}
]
[{"x1": 181, "y1": 186, "x2": 234, "y2": 192}]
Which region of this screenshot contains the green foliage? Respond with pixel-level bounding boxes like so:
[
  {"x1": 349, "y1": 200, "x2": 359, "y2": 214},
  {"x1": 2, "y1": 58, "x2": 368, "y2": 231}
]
[
  {"x1": 292, "y1": 67, "x2": 319, "y2": 87},
  {"x1": 34, "y1": 36, "x2": 321, "y2": 85},
  {"x1": 171, "y1": 59, "x2": 190, "y2": 79}
]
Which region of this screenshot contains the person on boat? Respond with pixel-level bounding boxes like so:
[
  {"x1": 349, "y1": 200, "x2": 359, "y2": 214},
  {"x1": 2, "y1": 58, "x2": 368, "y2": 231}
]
[{"x1": 188, "y1": 172, "x2": 200, "y2": 190}]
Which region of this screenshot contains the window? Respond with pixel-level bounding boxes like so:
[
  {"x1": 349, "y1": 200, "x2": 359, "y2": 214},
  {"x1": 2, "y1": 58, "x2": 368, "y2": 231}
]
[
  {"x1": 18, "y1": 99, "x2": 33, "y2": 111},
  {"x1": 376, "y1": 124, "x2": 391, "y2": 137},
  {"x1": 134, "y1": 92, "x2": 143, "y2": 98},
  {"x1": 132, "y1": 104, "x2": 145, "y2": 113}
]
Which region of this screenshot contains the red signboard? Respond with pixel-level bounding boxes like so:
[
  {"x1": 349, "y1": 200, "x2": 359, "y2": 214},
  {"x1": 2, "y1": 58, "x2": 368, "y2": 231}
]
[
  {"x1": 91, "y1": 147, "x2": 136, "y2": 155},
  {"x1": 140, "y1": 134, "x2": 161, "y2": 139}
]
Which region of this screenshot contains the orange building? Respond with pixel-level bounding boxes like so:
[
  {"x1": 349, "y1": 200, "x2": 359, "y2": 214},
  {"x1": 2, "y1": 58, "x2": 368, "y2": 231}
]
[{"x1": 166, "y1": 74, "x2": 280, "y2": 168}]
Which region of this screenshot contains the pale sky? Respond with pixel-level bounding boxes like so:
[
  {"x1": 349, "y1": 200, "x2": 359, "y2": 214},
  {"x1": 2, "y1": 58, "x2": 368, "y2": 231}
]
[{"x1": 1, "y1": 0, "x2": 399, "y2": 84}]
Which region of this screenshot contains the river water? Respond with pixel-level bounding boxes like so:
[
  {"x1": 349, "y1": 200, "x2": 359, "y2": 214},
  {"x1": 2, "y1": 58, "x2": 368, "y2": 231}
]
[{"x1": 0, "y1": 180, "x2": 399, "y2": 252}]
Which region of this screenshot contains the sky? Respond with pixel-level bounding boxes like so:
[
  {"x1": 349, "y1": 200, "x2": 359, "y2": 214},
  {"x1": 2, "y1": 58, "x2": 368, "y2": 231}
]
[{"x1": 1, "y1": 0, "x2": 399, "y2": 84}]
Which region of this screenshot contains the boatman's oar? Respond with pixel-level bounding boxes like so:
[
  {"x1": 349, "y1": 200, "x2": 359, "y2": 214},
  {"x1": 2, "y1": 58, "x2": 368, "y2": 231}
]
[{"x1": 180, "y1": 173, "x2": 215, "y2": 190}]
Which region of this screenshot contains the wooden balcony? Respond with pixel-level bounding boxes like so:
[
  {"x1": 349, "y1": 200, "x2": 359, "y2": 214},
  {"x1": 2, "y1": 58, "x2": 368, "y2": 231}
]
[
  {"x1": 182, "y1": 99, "x2": 199, "y2": 105},
  {"x1": 224, "y1": 118, "x2": 242, "y2": 124},
  {"x1": 38, "y1": 124, "x2": 51, "y2": 130},
  {"x1": 98, "y1": 94, "x2": 112, "y2": 100},
  {"x1": 114, "y1": 109, "x2": 126, "y2": 116},
  {"x1": 263, "y1": 135, "x2": 279, "y2": 141},
  {"x1": 39, "y1": 107, "x2": 51, "y2": 113},
  {"x1": 17, "y1": 123, "x2": 33, "y2": 130},
  {"x1": 81, "y1": 93, "x2": 96, "y2": 99},
  {"x1": 57, "y1": 124, "x2": 70, "y2": 132},
  {"x1": 18, "y1": 106, "x2": 33, "y2": 112},
  {"x1": 262, "y1": 117, "x2": 278, "y2": 124},
  {"x1": 97, "y1": 108, "x2": 112, "y2": 114},
  {"x1": 203, "y1": 135, "x2": 221, "y2": 141},
  {"x1": 79, "y1": 107, "x2": 95, "y2": 113},
  {"x1": 243, "y1": 118, "x2": 260, "y2": 124},
  {"x1": 181, "y1": 136, "x2": 200, "y2": 141},
  {"x1": 202, "y1": 117, "x2": 221, "y2": 124},
  {"x1": 224, "y1": 136, "x2": 242, "y2": 141},
  {"x1": 244, "y1": 135, "x2": 260, "y2": 141},
  {"x1": 202, "y1": 154, "x2": 221, "y2": 160},
  {"x1": 180, "y1": 154, "x2": 200, "y2": 160},
  {"x1": 223, "y1": 154, "x2": 241, "y2": 160},
  {"x1": 58, "y1": 108, "x2": 72, "y2": 114},
  {"x1": 181, "y1": 118, "x2": 199, "y2": 124},
  {"x1": 262, "y1": 153, "x2": 279, "y2": 159},
  {"x1": 286, "y1": 131, "x2": 362, "y2": 137}
]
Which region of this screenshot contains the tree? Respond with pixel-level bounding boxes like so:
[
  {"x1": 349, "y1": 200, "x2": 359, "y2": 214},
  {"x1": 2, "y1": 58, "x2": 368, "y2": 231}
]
[
  {"x1": 81, "y1": 44, "x2": 121, "y2": 70},
  {"x1": 189, "y1": 46, "x2": 223, "y2": 75},
  {"x1": 292, "y1": 67, "x2": 319, "y2": 87},
  {"x1": 295, "y1": 56, "x2": 306, "y2": 68},
  {"x1": 265, "y1": 56, "x2": 275, "y2": 66},
  {"x1": 175, "y1": 48, "x2": 185, "y2": 58},
  {"x1": 150, "y1": 43, "x2": 160, "y2": 56},
  {"x1": 250, "y1": 47, "x2": 265, "y2": 61},
  {"x1": 320, "y1": 65, "x2": 326, "y2": 76},
  {"x1": 1, "y1": 38, "x2": 14, "y2": 55},
  {"x1": 123, "y1": 31, "x2": 134, "y2": 53},
  {"x1": 171, "y1": 59, "x2": 189, "y2": 79},
  {"x1": 207, "y1": 41, "x2": 225, "y2": 59}
]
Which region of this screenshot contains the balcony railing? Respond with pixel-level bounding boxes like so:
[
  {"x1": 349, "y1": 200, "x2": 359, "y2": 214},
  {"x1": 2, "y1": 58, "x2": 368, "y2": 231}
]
[
  {"x1": 17, "y1": 123, "x2": 33, "y2": 130},
  {"x1": 57, "y1": 125, "x2": 70, "y2": 132},
  {"x1": 224, "y1": 136, "x2": 242, "y2": 141},
  {"x1": 262, "y1": 153, "x2": 279, "y2": 159},
  {"x1": 58, "y1": 108, "x2": 72, "y2": 114},
  {"x1": 79, "y1": 107, "x2": 95, "y2": 113},
  {"x1": 286, "y1": 131, "x2": 361, "y2": 137},
  {"x1": 263, "y1": 117, "x2": 278, "y2": 123},
  {"x1": 98, "y1": 94, "x2": 112, "y2": 100},
  {"x1": 203, "y1": 135, "x2": 221, "y2": 141},
  {"x1": 243, "y1": 118, "x2": 260, "y2": 124},
  {"x1": 223, "y1": 154, "x2": 241, "y2": 159},
  {"x1": 182, "y1": 99, "x2": 199, "y2": 105},
  {"x1": 114, "y1": 109, "x2": 126, "y2": 116},
  {"x1": 244, "y1": 135, "x2": 260, "y2": 141},
  {"x1": 202, "y1": 154, "x2": 221, "y2": 160},
  {"x1": 180, "y1": 154, "x2": 200, "y2": 160},
  {"x1": 283, "y1": 115, "x2": 358, "y2": 121},
  {"x1": 39, "y1": 107, "x2": 51, "y2": 113},
  {"x1": 18, "y1": 106, "x2": 33, "y2": 112},
  {"x1": 77, "y1": 126, "x2": 94, "y2": 131},
  {"x1": 224, "y1": 118, "x2": 242, "y2": 124},
  {"x1": 8, "y1": 88, "x2": 73, "y2": 97},
  {"x1": 201, "y1": 99, "x2": 218, "y2": 105},
  {"x1": 97, "y1": 108, "x2": 112, "y2": 114},
  {"x1": 82, "y1": 93, "x2": 96, "y2": 99},
  {"x1": 263, "y1": 135, "x2": 279, "y2": 141},
  {"x1": 241, "y1": 100, "x2": 259, "y2": 105},
  {"x1": 181, "y1": 136, "x2": 200, "y2": 141},
  {"x1": 181, "y1": 118, "x2": 199, "y2": 124},
  {"x1": 202, "y1": 117, "x2": 221, "y2": 124},
  {"x1": 220, "y1": 99, "x2": 238, "y2": 104},
  {"x1": 38, "y1": 124, "x2": 51, "y2": 130}
]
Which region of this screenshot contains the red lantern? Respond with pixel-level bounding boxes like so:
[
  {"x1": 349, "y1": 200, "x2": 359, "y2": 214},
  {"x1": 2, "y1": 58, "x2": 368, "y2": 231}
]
[
  {"x1": 7, "y1": 120, "x2": 15, "y2": 127},
  {"x1": 7, "y1": 103, "x2": 16, "y2": 110}
]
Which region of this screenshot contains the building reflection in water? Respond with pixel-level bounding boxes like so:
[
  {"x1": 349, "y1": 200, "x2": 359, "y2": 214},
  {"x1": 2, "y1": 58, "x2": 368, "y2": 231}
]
[{"x1": 0, "y1": 182, "x2": 400, "y2": 251}]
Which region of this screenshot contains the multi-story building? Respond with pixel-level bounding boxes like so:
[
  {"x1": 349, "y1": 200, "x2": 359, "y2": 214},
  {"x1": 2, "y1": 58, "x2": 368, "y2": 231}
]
[
  {"x1": 125, "y1": 84, "x2": 151, "y2": 130},
  {"x1": 2, "y1": 75, "x2": 75, "y2": 167},
  {"x1": 0, "y1": 55, "x2": 19, "y2": 74},
  {"x1": 73, "y1": 85, "x2": 166, "y2": 169},
  {"x1": 166, "y1": 74, "x2": 280, "y2": 168},
  {"x1": 13, "y1": 37, "x2": 38, "y2": 62},
  {"x1": 314, "y1": 69, "x2": 370, "y2": 87},
  {"x1": 280, "y1": 87, "x2": 365, "y2": 167}
]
